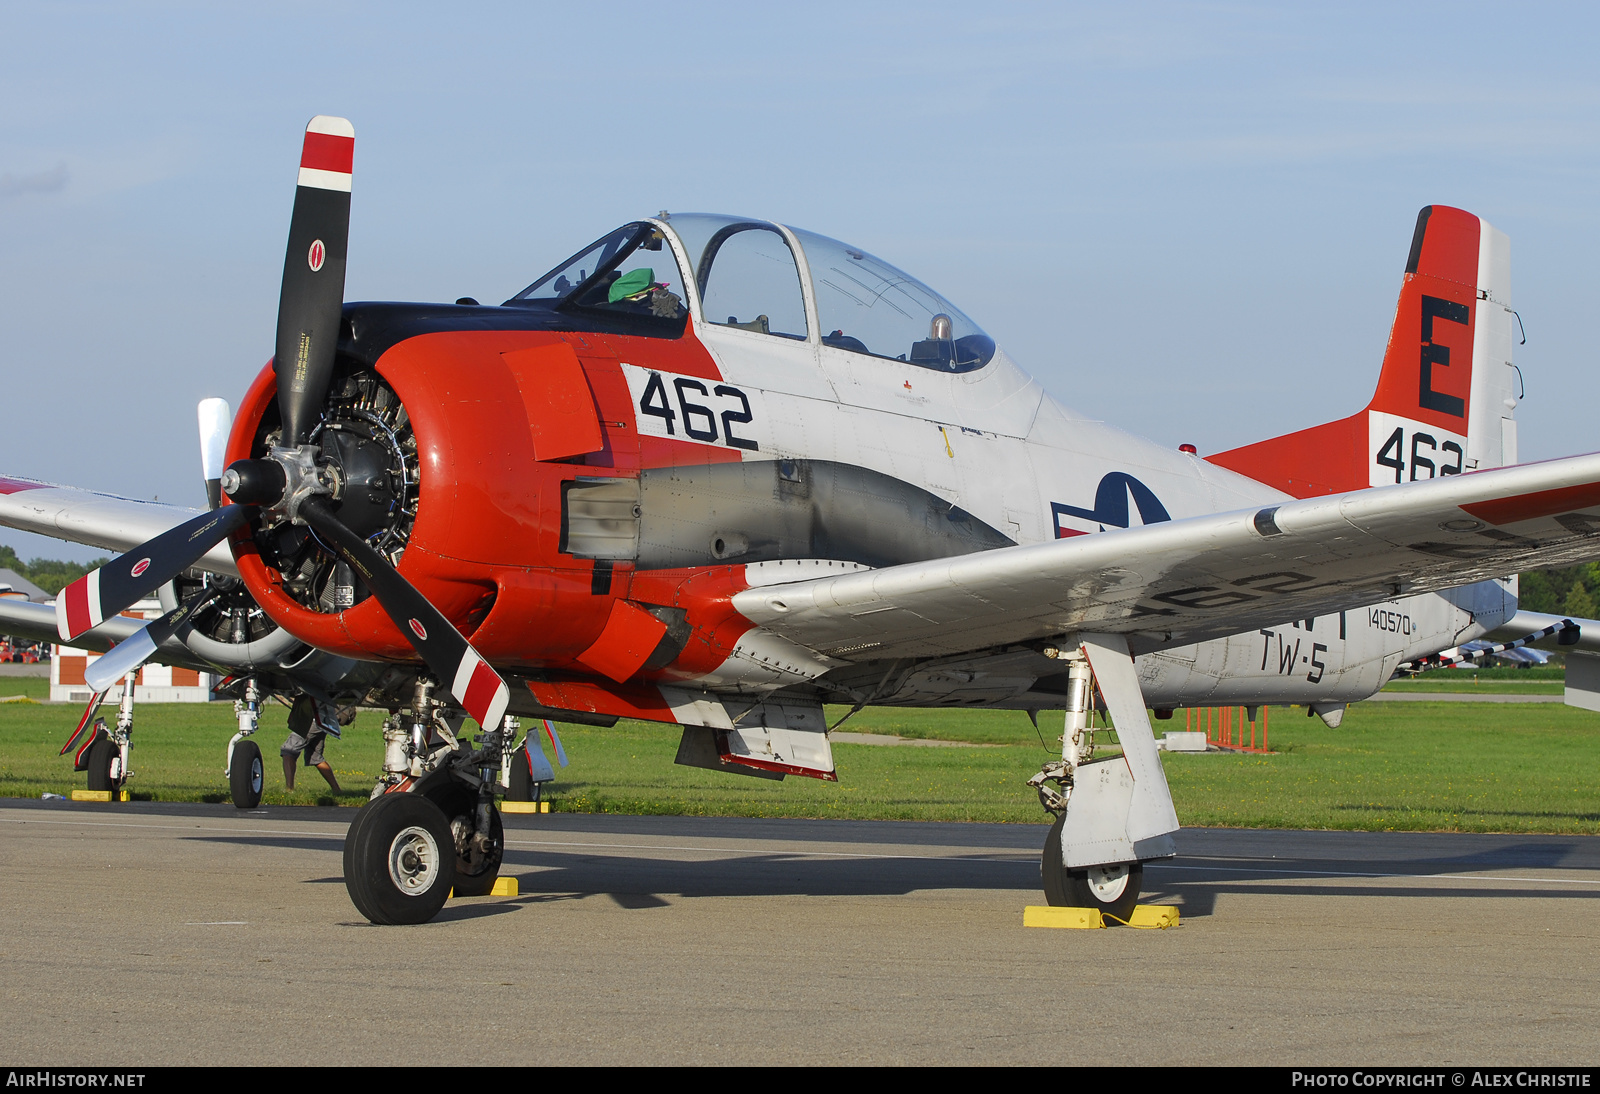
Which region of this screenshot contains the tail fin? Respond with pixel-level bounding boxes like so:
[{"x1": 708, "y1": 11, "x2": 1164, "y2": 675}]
[{"x1": 1209, "y1": 206, "x2": 1516, "y2": 497}]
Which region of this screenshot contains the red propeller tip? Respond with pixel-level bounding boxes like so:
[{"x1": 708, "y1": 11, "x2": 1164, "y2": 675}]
[{"x1": 298, "y1": 116, "x2": 354, "y2": 193}]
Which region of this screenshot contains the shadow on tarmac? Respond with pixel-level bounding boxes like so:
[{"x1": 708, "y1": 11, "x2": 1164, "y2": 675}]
[{"x1": 18, "y1": 797, "x2": 1593, "y2": 917}]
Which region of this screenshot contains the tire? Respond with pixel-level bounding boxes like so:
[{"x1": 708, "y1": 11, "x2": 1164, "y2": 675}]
[
  {"x1": 345, "y1": 792, "x2": 455, "y2": 925},
  {"x1": 1041, "y1": 811, "x2": 1143, "y2": 922},
  {"x1": 85, "y1": 736, "x2": 121, "y2": 793},
  {"x1": 229, "y1": 741, "x2": 264, "y2": 809},
  {"x1": 341, "y1": 794, "x2": 376, "y2": 896}
]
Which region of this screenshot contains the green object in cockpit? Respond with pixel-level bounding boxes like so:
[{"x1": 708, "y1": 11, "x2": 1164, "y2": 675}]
[{"x1": 608, "y1": 267, "x2": 655, "y2": 303}]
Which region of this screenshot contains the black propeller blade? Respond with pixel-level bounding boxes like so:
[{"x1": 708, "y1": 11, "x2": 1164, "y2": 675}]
[
  {"x1": 299, "y1": 498, "x2": 509, "y2": 731},
  {"x1": 275, "y1": 115, "x2": 353, "y2": 447},
  {"x1": 68, "y1": 115, "x2": 512, "y2": 729},
  {"x1": 56, "y1": 505, "x2": 252, "y2": 641}
]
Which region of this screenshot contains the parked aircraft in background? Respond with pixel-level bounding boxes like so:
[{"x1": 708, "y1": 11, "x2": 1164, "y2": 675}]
[{"x1": 4, "y1": 117, "x2": 1600, "y2": 924}]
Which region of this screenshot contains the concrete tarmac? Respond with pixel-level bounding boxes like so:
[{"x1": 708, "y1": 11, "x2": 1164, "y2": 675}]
[{"x1": 1, "y1": 799, "x2": 1597, "y2": 1066}]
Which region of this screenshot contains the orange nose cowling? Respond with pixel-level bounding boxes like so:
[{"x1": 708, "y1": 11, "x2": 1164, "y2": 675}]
[{"x1": 225, "y1": 328, "x2": 757, "y2": 676}]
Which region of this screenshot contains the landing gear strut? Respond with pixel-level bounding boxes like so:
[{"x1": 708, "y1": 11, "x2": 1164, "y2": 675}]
[{"x1": 84, "y1": 673, "x2": 137, "y2": 797}]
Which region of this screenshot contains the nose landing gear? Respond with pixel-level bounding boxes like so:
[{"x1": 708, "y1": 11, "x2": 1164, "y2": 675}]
[
  {"x1": 225, "y1": 679, "x2": 264, "y2": 809},
  {"x1": 344, "y1": 687, "x2": 514, "y2": 923}
]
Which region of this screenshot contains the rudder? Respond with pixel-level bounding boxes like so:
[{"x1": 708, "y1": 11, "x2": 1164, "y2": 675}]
[{"x1": 1209, "y1": 206, "x2": 1516, "y2": 497}]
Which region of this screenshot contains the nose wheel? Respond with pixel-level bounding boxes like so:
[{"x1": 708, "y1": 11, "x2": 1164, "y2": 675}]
[
  {"x1": 344, "y1": 792, "x2": 455, "y2": 924},
  {"x1": 1041, "y1": 811, "x2": 1144, "y2": 922},
  {"x1": 229, "y1": 740, "x2": 264, "y2": 809},
  {"x1": 84, "y1": 735, "x2": 124, "y2": 795}
]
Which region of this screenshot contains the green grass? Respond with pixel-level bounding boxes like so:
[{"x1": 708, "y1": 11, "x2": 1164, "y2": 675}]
[
  {"x1": 3, "y1": 694, "x2": 1599, "y2": 833},
  {"x1": 0, "y1": 699, "x2": 384, "y2": 808},
  {"x1": 0, "y1": 674, "x2": 52, "y2": 702},
  {"x1": 1163, "y1": 702, "x2": 1600, "y2": 832}
]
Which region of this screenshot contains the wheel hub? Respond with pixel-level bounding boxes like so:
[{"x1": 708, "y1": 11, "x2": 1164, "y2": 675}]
[
  {"x1": 387, "y1": 825, "x2": 441, "y2": 895},
  {"x1": 1085, "y1": 863, "x2": 1131, "y2": 902}
]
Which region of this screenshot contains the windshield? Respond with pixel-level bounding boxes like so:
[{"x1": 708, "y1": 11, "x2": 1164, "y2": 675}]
[
  {"x1": 510, "y1": 222, "x2": 687, "y2": 319},
  {"x1": 790, "y1": 228, "x2": 994, "y2": 372}
]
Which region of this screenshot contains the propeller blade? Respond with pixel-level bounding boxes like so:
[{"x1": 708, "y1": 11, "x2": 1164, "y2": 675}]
[
  {"x1": 275, "y1": 115, "x2": 354, "y2": 447},
  {"x1": 55, "y1": 505, "x2": 253, "y2": 641},
  {"x1": 197, "y1": 398, "x2": 233, "y2": 510},
  {"x1": 298, "y1": 497, "x2": 509, "y2": 731},
  {"x1": 84, "y1": 586, "x2": 222, "y2": 693}
]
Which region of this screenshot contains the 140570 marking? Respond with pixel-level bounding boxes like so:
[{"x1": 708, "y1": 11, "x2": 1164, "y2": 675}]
[{"x1": 621, "y1": 363, "x2": 761, "y2": 451}]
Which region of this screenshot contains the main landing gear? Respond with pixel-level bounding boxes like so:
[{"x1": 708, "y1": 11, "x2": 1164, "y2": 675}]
[
  {"x1": 225, "y1": 678, "x2": 264, "y2": 809},
  {"x1": 1026, "y1": 635, "x2": 1180, "y2": 920},
  {"x1": 344, "y1": 679, "x2": 515, "y2": 924},
  {"x1": 70, "y1": 673, "x2": 137, "y2": 799}
]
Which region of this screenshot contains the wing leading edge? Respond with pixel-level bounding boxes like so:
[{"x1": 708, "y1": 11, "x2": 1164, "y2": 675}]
[
  {"x1": 732, "y1": 452, "x2": 1600, "y2": 661},
  {"x1": 0, "y1": 477, "x2": 237, "y2": 577}
]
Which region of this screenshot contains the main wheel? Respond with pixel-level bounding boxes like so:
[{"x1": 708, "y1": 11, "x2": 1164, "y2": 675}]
[
  {"x1": 229, "y1": 740, "x2": 264, "y2": 809},
  {"x1": 1041, "y1": 811, "x2": 1143, "y2": 922},
  {"x1": 344, "y1": 792, "x2": 455, "y2": 925},
  {"x1": 85, "y1": 737, "x2": 122, "y2": 793}
]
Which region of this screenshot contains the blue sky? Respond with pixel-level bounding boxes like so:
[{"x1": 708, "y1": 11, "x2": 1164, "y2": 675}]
[{"x1": 3, "y1": 1, "x2": 1597, "y2": 562}]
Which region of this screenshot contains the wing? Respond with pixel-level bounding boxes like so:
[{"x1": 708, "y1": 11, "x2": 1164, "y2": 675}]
[
  {"x1": 0, "y1": 476, "x2": 237, "y2": 576},
  {"x1": 732, "y1": 452, "x2": 1600, "y2": 659},
  {"x1": 0, "y1": 596, "x2": 216, "y2": 676}
]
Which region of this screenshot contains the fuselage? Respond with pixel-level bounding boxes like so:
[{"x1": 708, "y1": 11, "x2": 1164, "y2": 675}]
[{"x1": 224, "y1": 214, "x2": 1512, "y2": 718}]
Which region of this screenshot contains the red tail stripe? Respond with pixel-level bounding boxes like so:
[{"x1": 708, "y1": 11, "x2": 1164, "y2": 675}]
[
  {"x1": 63, "y1": 580, "x2": 93, "y2": 639},
  {"x1": 462, "y1": 660, "x2": 501, "y2": 726},
  {"x1": 301, "y1": 132, "x2": 354, "y2": 175}
]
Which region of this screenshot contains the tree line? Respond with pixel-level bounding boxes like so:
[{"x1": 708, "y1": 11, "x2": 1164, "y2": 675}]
[
  {"x1": 1516, "y1": 564, "x2": 1600, "y2": 619},
  {"x1": 0, "y1": 545, "x2": 109, "y2": 596}
]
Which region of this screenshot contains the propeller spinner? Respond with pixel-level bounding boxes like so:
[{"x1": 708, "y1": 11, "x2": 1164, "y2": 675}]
[{"x1": 57, "y1": 116, "x2": 510, "y2": 732}]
